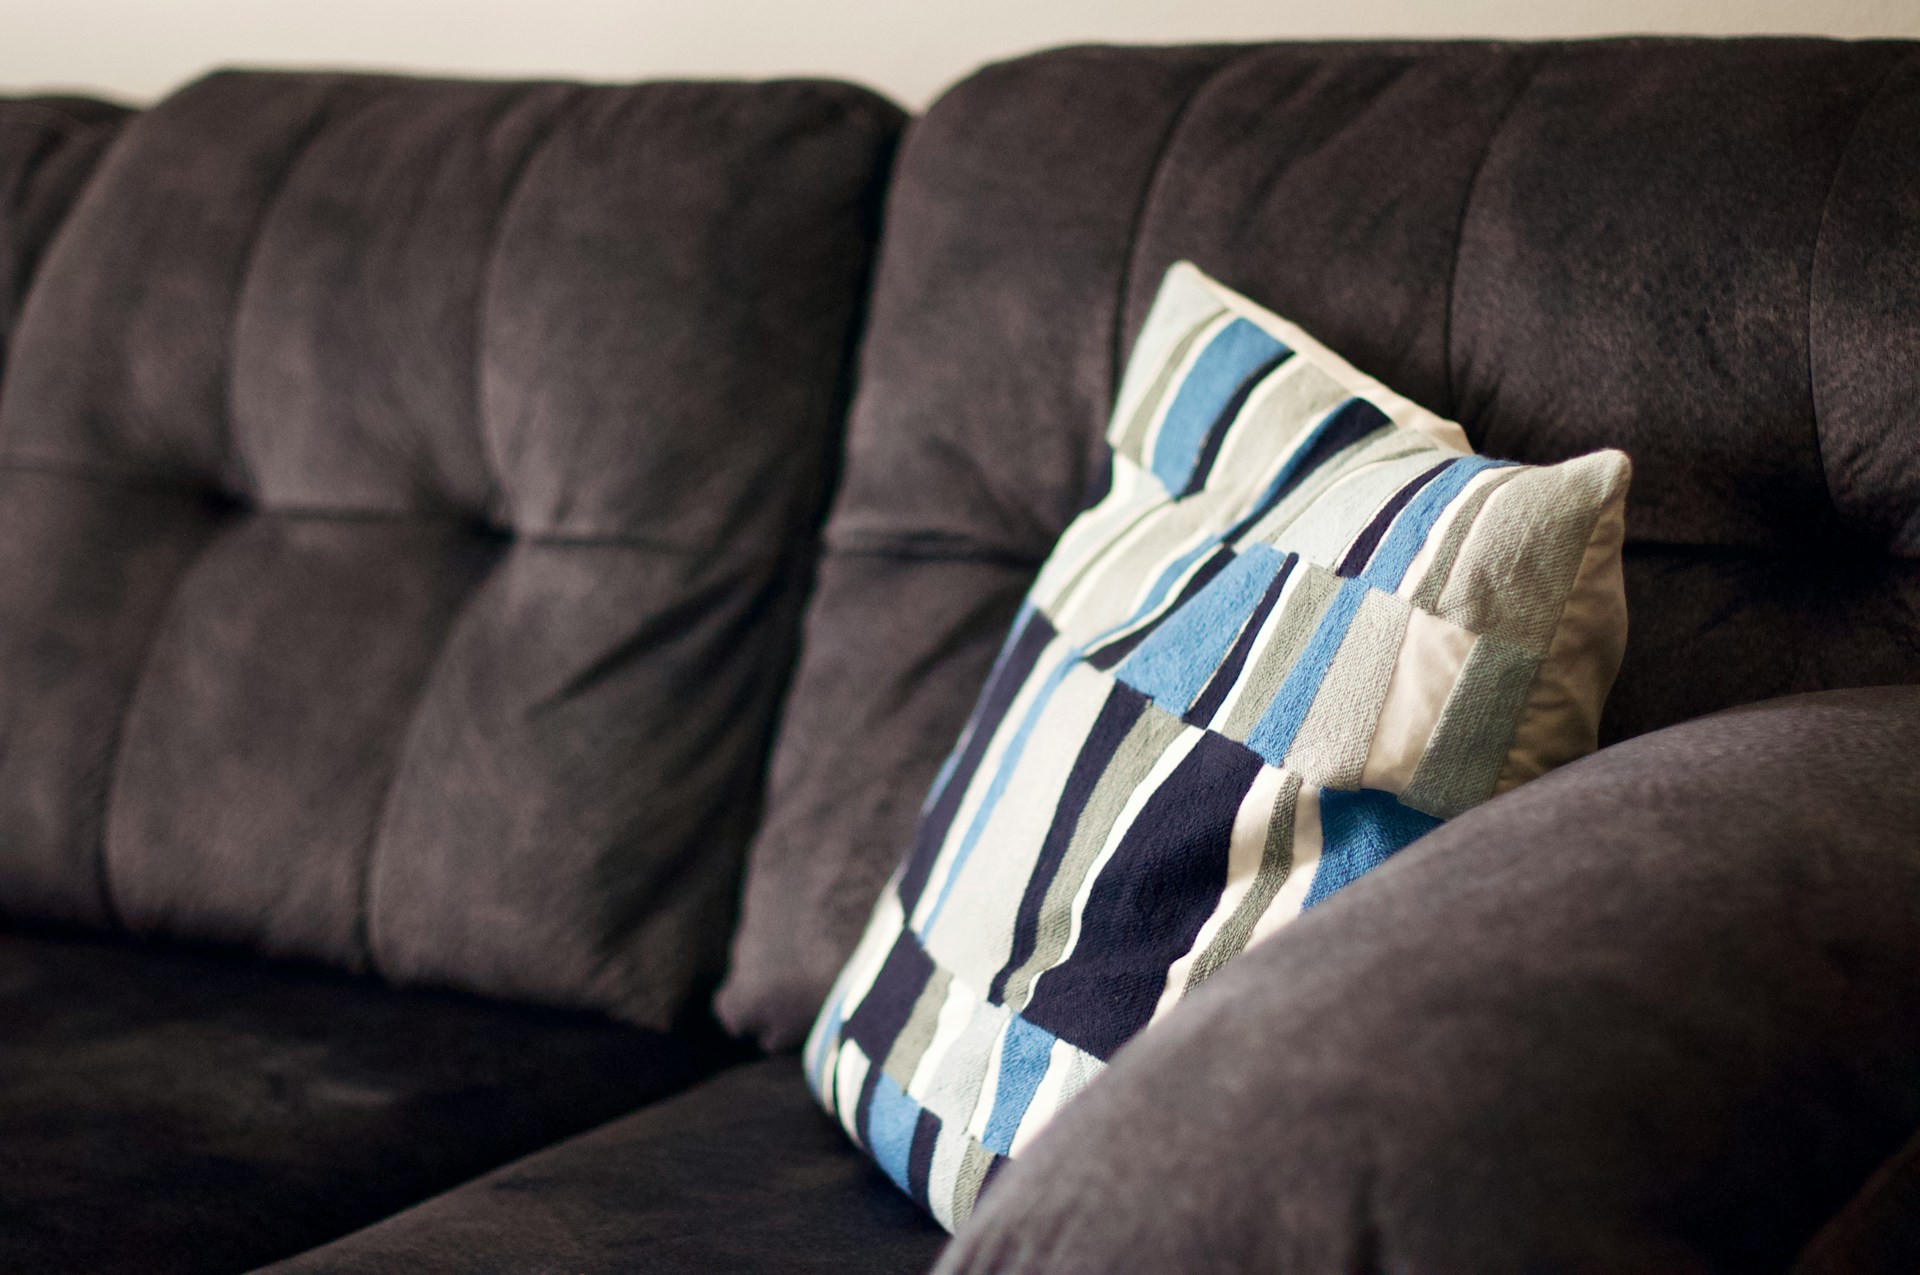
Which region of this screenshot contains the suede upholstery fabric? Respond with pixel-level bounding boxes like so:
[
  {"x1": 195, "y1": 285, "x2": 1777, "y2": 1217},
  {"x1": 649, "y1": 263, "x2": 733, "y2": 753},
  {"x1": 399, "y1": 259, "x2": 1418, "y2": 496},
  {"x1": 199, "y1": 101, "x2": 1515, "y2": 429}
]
[
  {"x1": 0, "y1": 928, "x2": 724, "y2": 1275},
  {"x1": 935, "y1": 688, "x2": 1920, "y2": 1275},
  {"x1": 720, "y1": 38, "x2": 1920, "y2": 1050},
  {"x1": 1795, "y1": 1124, "x2": 1920, "y2": 1274},
  {"x1": 261, "y1": 1057, "x2": 948, "y2": 1275},
  {"x1": 0, "y1": 95, "x2": 127, "y2": 378},
  {"x1": 0, "y1": 72, "x2": 903, "y2": 1027}
]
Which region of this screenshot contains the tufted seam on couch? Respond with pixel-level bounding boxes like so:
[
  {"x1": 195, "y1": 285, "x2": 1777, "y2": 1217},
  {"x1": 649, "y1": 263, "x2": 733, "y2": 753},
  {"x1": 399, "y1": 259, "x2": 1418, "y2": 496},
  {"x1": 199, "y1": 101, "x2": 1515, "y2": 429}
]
[
  {"x1": 825, "y1": 527, "x2": 1047, "y2": 571},
  {"x1": 1805, "y1": 47, "x2": 1913, "y2": 552},
  {"x1": 0, "y1": 453, "x2": 221, "y2": 498},
  {"x1": 95, "y1": 84, "x2": 351, "y2": 929},
  {"x1": 1440, "y1": 45, "x2": 1551, "y2": 427},
  {"x1": 467, "y1": 84, "x2": 592, "y2": 535},
  {"x1": 352, "y1": 86, "x2": 593, "y2": 973},
  {"x1": 0, "y1": 105, "x2": 119, "y2": 328},
  {"x1": 0, "y1": 106, "x2": 126, "y2": 447},
  {"x1": 213, "y1": 76, "x2": 351, "y2": 503},
  {"x1": 351, "y1": 530, "x2": 509, "y2": 973},
  {"x1": 89, "y1": 504, "x2": 233, "y2": 930}
]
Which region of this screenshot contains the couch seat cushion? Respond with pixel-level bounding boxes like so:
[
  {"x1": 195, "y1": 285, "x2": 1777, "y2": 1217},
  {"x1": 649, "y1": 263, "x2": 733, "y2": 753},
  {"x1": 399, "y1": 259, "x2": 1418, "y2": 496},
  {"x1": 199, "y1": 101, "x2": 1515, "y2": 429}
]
[
  {"x1": 0, "y1": 929, "x2": 725, "y2": 1275},
  {"x1": 261, "y1": 1057, "x2": 948, "y2": 1275}
]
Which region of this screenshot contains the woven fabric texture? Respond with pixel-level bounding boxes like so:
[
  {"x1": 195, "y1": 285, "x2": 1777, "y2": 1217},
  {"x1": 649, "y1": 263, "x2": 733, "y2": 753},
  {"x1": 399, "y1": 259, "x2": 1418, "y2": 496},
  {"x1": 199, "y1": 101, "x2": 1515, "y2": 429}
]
[{"x1": 804, "y1": 263, "x2": 1629, "y2": 1228}]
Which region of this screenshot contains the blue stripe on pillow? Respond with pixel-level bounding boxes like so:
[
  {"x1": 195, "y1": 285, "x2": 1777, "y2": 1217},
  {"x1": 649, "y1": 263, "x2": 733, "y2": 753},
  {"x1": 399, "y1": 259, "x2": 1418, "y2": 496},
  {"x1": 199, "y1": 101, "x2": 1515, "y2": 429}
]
[
  {"x1": 1150, "y1": 317, "x2": 1289, "y2": 495},
  {"x1": 982, "y1": 1015, "x2": 1057, "y2": 1154},
  {"x1": 1116, "y1": 543, "x2": 1290, "y2": 715},
  {"x1": 1307, "y1": 788, "x2": 1443, "y2": 907},
  {"x1": 1359, "y1": 456, "x2": 1511, "y2": 590},
  {"x1": 867, "y1": 1072, "x2": 924, "y2": 1190},
  {"x1": 1244, "y1": 576, "x2": 1370, "y2": 765}
]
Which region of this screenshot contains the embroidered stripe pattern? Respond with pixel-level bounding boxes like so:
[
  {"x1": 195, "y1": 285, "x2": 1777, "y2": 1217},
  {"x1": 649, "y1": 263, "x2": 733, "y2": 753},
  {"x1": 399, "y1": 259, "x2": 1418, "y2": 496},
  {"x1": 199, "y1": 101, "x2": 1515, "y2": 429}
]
[{"x1": 807, "y1": 262, "x2": 1631, "y2": 1230}]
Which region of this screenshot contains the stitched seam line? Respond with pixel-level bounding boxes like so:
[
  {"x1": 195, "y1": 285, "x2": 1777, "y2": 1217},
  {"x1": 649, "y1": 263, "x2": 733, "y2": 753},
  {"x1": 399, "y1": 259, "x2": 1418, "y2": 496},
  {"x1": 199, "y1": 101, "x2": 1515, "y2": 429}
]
[
  {"x1": 0, "y1": 453, "x2": 209, "y2": 496},
  {"x1": 469, "y1": 84, "x2": 595, "y2": 532},
  {"x1": 356, "y1": 85, "x2": 595, "y2": 977},
  {"x1": 1804, "y1": 48, "x2": 1909, "y2": 534},
  {"x1": 95, "y1": 81, "x2": 348, "y2": 930},
  {"x1": 827, "y1": 541, "x2": 1044, "y2": 571},
  {"x1": 0, "y1": 122, "x2": 127, "y2": 456},
  {"x1": 89, "y1": 533, "x2": 231, "y2": 934},
  {"x1": 0, "y1": 453, "x2": 749, "y2": 555},
  {"x1": 1440, "y1": 47, "x2": 1552, "y2": 421},
  {"x1": 215, "y1": 76, "x2": 350, "y2": 497}
]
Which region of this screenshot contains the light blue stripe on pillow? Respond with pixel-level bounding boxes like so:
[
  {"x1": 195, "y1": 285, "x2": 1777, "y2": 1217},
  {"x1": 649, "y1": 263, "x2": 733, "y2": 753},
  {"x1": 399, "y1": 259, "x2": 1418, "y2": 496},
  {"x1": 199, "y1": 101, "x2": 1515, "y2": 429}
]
[
  {"x1": 1305, "y1": 788, "x2": 1442, "y2": 907},
  {"x1": 1150, "y1": 317, "x2": 1288, "y2": 495},
  {"x1": 981, "y1": 1014, "x2": 1056, "y2": 1155},
  {"x1": 1116, "y1": 543, "x2": 1289, "y2": 715},
  {"x1": 1360, "y1": 455, "x2": 1510, "y2": 590},
  {"x1": 1244, "y1": 576, "x2": 1369, "y2": 764},
  {"x1": 867, "y1": 1072, "x2": 924, "y2": 1191}
]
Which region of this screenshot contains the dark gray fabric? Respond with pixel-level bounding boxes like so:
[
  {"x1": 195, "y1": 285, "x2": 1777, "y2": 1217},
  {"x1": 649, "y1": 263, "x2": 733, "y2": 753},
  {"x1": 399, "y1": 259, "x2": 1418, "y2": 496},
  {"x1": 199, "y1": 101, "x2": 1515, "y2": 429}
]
[
  {"x1": 259, "y1": 1056, "x2": 948, "y2": 1275},
  {"x1": 933, "y1": 688, "x2": 1920, "y2": 1275},
  {"x1": 0, "y1": 95, "x2": 127, "y2": 379},
  {"x1": 719, "y1": 37, "x2": 1920, "y2": 1051},
  {"x1": 1794, "y1": 1124, "x2": 1920, "y2": 1274},
  {"x1": 0, "y1": 71, "x2": 903, "y2": 1026},
  {"x1": 0, "y1": 927, "x2": 726, "y2": 1275}
]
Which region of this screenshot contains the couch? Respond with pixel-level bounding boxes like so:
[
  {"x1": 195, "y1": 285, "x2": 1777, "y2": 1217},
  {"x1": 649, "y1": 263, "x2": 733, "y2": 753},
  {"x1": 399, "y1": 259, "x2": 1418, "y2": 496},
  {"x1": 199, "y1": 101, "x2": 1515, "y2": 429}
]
[{"x1": 0, "y1": 36, "x2": 1915, "y2": 1274}]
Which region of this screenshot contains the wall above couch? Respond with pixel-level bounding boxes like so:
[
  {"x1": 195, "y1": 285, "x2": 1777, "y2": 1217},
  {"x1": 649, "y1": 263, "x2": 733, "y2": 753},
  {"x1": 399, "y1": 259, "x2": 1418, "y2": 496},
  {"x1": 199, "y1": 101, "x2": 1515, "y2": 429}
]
[{"x1": 5, "y1": 0, "x2": 1919, "y2": 109}]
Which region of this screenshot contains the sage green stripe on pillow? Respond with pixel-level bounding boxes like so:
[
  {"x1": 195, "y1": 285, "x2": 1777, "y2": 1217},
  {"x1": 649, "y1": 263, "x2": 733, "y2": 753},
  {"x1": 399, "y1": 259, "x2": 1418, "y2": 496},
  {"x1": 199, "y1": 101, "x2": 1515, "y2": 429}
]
[
  {"x1": 918, "y1": 997, "x2": 1006, "y2": 1131},
  {"x1": 1400, "y1": 634, "x2": 1543, "y2": 817},
  {"x1": 1218, "y1": 565, "x2": 1342, "y2": 740},
  {"x1": 1181, "y1": 770, "x2": 1303, "y2": 991},
  {"x1": 1407, "y1": 466, "x2": 1524, "y2": 611},
  {"x1": 1434, "y1": 453, "x2": 1624, "y2": 654},
  {"x1": 1284, "y1": 587, "x2": 1413, "y2": 790},
  {"x1": 883, "y1": 965, "x2": 954, "y2": 1086},
  {"x1": 1268, "y1": 452, "x2": 1448, "y2": 569},
  {"x1": 1238, "y1": 428, "x2": 1426, "y2": 548},
  {"x1": 1206, "y1": 356, "x2": 1354, "y2": 499},
  {"x1": 948, "y1": 1138, "x2": 997, "y2": 1227}
]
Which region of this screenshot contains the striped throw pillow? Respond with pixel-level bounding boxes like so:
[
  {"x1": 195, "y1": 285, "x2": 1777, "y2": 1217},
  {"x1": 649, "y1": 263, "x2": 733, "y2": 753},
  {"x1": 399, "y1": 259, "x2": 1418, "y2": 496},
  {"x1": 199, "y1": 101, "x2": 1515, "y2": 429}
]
[{"x1": 805, "y1": 262, "x2": 1631, "y2": 1230}]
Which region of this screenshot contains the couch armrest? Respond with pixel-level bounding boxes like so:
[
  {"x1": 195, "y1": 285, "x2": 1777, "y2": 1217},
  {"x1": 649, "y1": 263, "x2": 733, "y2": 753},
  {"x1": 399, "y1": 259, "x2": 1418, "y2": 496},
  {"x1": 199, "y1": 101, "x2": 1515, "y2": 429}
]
[{"x1": 938, "y1": 687, "x2": 1920, "y2": 1275}]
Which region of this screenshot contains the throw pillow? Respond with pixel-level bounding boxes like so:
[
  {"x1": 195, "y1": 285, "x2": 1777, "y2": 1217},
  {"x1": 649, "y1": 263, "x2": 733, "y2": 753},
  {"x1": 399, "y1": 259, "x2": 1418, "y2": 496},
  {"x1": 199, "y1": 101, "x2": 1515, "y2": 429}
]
[{"x1": 804, "y1": 261, "x2": 1631, "y2": 1229}]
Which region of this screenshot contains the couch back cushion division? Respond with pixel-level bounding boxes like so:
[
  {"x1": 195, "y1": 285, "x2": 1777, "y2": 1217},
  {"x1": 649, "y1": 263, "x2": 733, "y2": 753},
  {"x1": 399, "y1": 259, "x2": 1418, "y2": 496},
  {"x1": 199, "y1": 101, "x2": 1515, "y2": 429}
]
[
  {"x1": 719, "y1": 38, "x2": 1920, "y2": 1048},
  {"x1": 0, "y1": 71, "x2": 902, "y2": 1028},
  {"x1": 0, "y1": 96, "x2": 128, "y2": 381}
]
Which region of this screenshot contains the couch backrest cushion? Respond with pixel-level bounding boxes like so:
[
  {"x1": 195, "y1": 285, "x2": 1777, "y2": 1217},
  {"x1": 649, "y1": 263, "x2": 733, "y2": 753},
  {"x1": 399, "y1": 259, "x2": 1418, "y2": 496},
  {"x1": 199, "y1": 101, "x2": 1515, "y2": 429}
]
[
  {"x1": 0, "y1": 70, "x2": 902, "y2": 1028},
  {"x1": 0, "y1": 96, "x2": 127, "y2": 380},
  {"x1": 718, "y1": 37, "x2": 1920, "y2": 1049}
]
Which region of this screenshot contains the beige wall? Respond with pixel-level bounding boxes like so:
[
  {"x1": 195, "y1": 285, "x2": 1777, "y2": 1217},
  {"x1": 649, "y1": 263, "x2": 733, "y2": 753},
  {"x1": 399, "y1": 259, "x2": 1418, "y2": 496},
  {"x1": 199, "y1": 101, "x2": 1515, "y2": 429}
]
[{"x1": 5, "y1": 0, "x2": 1917, "y2": 109}]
